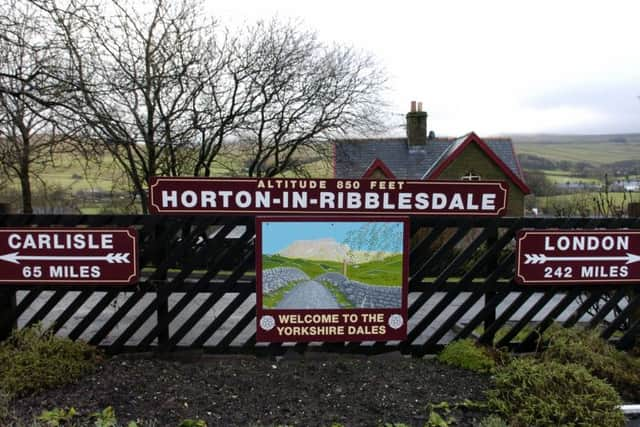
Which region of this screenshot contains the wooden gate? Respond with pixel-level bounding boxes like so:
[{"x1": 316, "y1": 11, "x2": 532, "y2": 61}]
[{"x1": 0, "y1": 214, "x2": 638, "y2": 355}]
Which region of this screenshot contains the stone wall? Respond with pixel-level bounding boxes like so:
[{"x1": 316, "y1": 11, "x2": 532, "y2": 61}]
[
  {"x1": 315, "y1": 272, "x2": 401, "y2": 308},
  {"x1": 262, "y1": 267, "x2": 309, "y2": 294}
]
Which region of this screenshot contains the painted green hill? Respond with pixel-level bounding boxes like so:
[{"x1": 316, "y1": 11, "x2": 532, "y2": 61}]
[{"x1": 263, "y1": 253, "x2": 403, "y2": 286}]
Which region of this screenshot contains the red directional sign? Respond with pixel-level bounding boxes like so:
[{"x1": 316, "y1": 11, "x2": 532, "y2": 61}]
[
  {"x1": 0, "y1": 228, "x2": 139, "y2": 284},
  {"x1": 515, "y1": 229, "x2": 640, "y2": 284},
  {"x1": 148, "y1": 177, "x2": 509, "y2": 216}
]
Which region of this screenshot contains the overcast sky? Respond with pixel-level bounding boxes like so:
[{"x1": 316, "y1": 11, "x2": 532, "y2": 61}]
[{"x1": 209, "y1": 0, "x2": 640, "y2": 136}]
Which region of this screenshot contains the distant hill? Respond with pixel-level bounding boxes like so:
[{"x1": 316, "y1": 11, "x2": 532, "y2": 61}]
[
  {"x1": 507, "y1": 133, "x2": 640, "y2": 144},
  {"x1": 278, "y1": 238, "x2": 394, "y2": 263},
  {"x1": 505, "y1": 133, "x2": 640, "y2": 164}
]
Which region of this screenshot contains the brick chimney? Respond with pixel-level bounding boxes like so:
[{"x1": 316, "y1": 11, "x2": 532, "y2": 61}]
[{"x1": 406, "y1": 101, "x2": 427, "y2": 146}]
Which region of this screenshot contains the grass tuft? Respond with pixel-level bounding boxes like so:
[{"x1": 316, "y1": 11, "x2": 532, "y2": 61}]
[
  {"x1": 0, "y1": 323, "x2": 101, "y2": 398},
  {"x1": 488, "y1": 358, "x2": 625, "y2": 427},
  {"x1": 540, "y1": 325, "x2": 640, "y2": 401},
  {"x1": 437, "y1": 339, "x2": 496, "y2": 373}
]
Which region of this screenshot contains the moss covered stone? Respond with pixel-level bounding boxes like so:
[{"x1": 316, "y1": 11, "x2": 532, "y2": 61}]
[
  {"x1": 488, "y1": 358, "x2": 625, "y2": 427},
  {"x1": 437, "y1": 338, "x2": 496, "y2": 373}
]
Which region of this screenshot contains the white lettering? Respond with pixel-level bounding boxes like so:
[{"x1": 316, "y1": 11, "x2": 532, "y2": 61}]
[
  {"x1": 181, "y1": 191, "x2": 198, "y2": 208},
  {"x1": 432, "y1": 193, "x2": 446, "y2": 209},
  {"x1": 8, "y1": 233, "x2": 21, "y2": 249},
  {"x1": 481, "y1": 194, "x2": 496, "y2": 210},
  {"x1": 365, "y1": 193, "x2": 379, "y2": 209},
  {"x1": 319, "y1": 192, "x2": 335, "y2": 209},
  {"x1": 347, "y1": 193, "x2": 361, "y2": 209},
  {"x1": 397, "y1": 193, "x2": 412, "y2": 209},
  {"x1": 255, "y1": 192, "x2": 270, "y2": 208},
  {"x1": 201, "y1": 191, "x2": 216, "y2": 208},
  {"x1": 235, "y1": 191, "x2": 252, "y2": 208},
  {"x1": 162, "y1": 190, "x2": 178, "y2": 208},
  {"x1": 415, "y1": 193, "x2": 429, "y2": 209},
  {"x1": 449, "y1": 193, "x2": 464, "y2": 210}
]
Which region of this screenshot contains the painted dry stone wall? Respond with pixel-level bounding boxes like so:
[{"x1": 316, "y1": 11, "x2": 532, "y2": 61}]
[
  {"x1": 316, "y1": 272, "x2": 401, "y2": 308},
  {"x1": 262, "y1": 267, "x2": 309, "y2": 293}
]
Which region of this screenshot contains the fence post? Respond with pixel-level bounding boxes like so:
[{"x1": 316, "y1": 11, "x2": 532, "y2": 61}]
[
  {"x1": 628, "y1": 203, "x2": 640, "y2": 346},
  {"x1": 480, "y1": 224, "x2": 498, "y2": 345},
  {"x1": 155, "y1": 224, "x2": 170, "y2": 351},
  {"x1": 0, "y1": 203, "x2": 16, "y2": 341}
]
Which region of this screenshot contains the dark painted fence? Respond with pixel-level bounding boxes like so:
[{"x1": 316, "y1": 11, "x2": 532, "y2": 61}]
[{"x1": 0, "y1": 214, "x2": 638, "y2": 356}]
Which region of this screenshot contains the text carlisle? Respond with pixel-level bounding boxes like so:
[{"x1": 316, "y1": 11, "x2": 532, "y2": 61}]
[
  {"x1": 149, "y1": 177, "x2": 509, "y2": 216},
  {"x1": 0, "y1": 228, "x2": 139, "y2": 285}
]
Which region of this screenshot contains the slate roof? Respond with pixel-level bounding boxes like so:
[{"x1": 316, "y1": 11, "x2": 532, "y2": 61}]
[{"x1": 334, "y1": 134, "x2": 525, "y2": 182}]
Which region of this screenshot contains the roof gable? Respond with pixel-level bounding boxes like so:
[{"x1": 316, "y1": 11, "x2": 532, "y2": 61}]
[
  {"x1": 333, "y1": 134, "x2": 528, "y2": 193},
  {"x1": 425, "y1": 132, "x2": 531, "y2": 194},
  {"x1": 362, "y1": 158, "x2": 396, "y2": 178}
]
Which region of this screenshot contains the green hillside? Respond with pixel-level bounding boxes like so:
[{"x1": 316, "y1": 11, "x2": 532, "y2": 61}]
[
  {"x1": 512, "y1": 134, "x2": 640, "y2": 164},
  {"x1": 263, "y1": 253, "x2": 403, "y2": 286}
]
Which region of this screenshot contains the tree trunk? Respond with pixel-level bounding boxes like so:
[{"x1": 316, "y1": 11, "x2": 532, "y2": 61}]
[{"x1": 19, "y1": 162, "x2": 33, "y2": 214}]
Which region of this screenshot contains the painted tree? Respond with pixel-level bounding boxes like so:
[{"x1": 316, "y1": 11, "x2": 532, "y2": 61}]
[{"x1": 341, "y1": 222, "x2": 403, "y2": 276}]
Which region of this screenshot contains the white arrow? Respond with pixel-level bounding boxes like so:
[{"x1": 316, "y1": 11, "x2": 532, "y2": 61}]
[
  {"x1": 524, "y1": 252, "x2": 640, "y2": 265},
  {"x1": 0, "y1": 252, "x2": 130, "y2": 265}
]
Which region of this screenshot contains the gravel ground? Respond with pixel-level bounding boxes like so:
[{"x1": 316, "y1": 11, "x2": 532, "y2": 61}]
[{"x1": 7, "y1": 353, "x2": 491, "y2": 426}]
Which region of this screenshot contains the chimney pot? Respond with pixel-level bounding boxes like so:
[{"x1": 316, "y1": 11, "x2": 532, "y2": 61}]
[{"x1": 406, "y1": 102, "x2": 428, "y2": 146}]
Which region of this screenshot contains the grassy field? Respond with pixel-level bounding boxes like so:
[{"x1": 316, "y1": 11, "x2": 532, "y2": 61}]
[
  {"x1": 512, "y1": 134, "x2": 640, "y2": 164},
  {"x1": 540, "y1": 170, "x2": 602, "y2": 185},
  {"x1": 263, "y1": 253, "x2": 403, "y2": 286}
]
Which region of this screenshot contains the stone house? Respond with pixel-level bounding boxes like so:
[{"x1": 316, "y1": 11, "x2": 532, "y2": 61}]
[{"x1": 333, "y1": 101, "x2": 530, "y2": 216}]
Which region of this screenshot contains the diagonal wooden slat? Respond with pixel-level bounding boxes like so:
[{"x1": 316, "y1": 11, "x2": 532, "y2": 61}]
[
  {"x1": 191, "y1": 293, "x2": 251, "y2": 348},
  {"x1": 87, "y1": 291, "x2": 146, "y2": 346},
  {"x1": 410, "y1": 226, "x2": 470, "y2": 284},
  {"x1": 68, "y1": 291, "x2": 119, "y2": 340},
  {"x1": 406, "y1": 292, "x2": 459, "y2": 343},
  {"x1": 516, "y1": 290, "x2": 582, "y2": 351},
  {"x1": 601, "y1": 293, "x2": 640, "y2": 340},
  {"x1": 454, "y1": 291, "x2": 510, "y2": 340},
  {"x1": 136, "y1": 231, "x2": 253, "y2": 348},
  {"x1": 616, "y1": 318, "x2": 640, "y2": 350},
  {"x1": 431, "y1": 228, "x2": 491, "y2": 287},
  {"x1": 496, "y1": 292, "x2": 555, "y2": 348},
  {"x1": 51, "y1": 291, "x2": 93, "y2": 334},
  {"x1": 423, "y1": 290, "x2": 485, "y2": 348},
  {"x1": 563, "y1": 292, "x2": 603, "y2": 328},
  {"x1": 25, "y1": 291, "x2": 66, "y2": 328},
  {"x1": 588, "y1": 288, "x2": 627, "y2": 329},
  {"x1": 216, "y1": 305, "x2": 256, "y2": 349},
  {"x1": 479, "y1": 291, "x2": 534, "y2": 344}
]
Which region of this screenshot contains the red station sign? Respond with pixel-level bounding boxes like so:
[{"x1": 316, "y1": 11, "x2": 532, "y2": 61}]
[
  {"x1": 0, "y1": 228, "x2": 139, "y2": 284},
  {"x1": 515, "y1": 229, "x2": 640, "y2": 284},
  {"x1": 148, "y1": 177, "x2": 509, "y2": 216}
]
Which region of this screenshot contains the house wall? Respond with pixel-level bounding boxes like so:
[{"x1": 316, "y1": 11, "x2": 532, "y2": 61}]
[
  {"x1": 367, "y1": 168, "x2": 391, "y2": 179},
  {"x1": 436, "y1": 143, "x2": 525, "y2": 216}
]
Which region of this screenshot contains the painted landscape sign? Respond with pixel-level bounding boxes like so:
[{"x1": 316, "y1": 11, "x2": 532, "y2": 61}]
[
  {"x1": 516, "y1": 229, "x2": 640, "y2": 284},
  {"x1": 149, "y1": 177, "x2": 508, "y2": 216},
  {"x1": 255, "y1": 217, "x2": 409, "y2": 342},
  {"x1": 0, "y1": 228, "x2": 139, "y2": 284}
]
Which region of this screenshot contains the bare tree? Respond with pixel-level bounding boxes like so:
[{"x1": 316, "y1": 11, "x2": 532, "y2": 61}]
[
  {"x1": 29, "y1": 0, "x2": 213, "y2": 212},
  {"x1": 232, "y1": 20, "x2": 387, "y2": 178},
  {"x1": 16, "y1": 1, "x2": 388, "y2": 212},
  {"x1": 0, "y1": 0, "x2": 66, "y2": 213}
]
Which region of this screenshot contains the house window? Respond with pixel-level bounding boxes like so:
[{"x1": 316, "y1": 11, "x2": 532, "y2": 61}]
[{"x1": 461, "y1": 171, "x2": 481, "y2": 181}]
